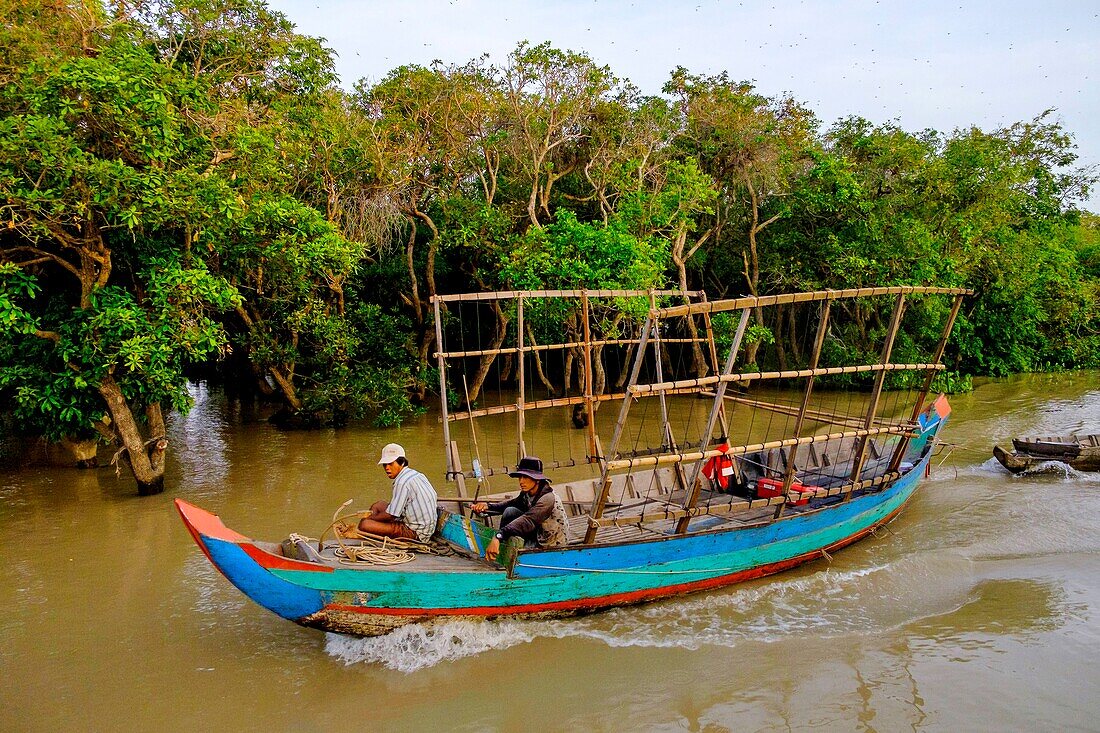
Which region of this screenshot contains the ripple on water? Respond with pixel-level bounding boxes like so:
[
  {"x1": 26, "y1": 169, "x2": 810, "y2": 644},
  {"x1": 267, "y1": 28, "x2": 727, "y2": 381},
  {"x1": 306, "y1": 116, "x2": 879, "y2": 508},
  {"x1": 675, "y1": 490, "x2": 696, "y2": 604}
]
[{"x1": 326, "y1": 549, "x2": 978, "y2": 672}]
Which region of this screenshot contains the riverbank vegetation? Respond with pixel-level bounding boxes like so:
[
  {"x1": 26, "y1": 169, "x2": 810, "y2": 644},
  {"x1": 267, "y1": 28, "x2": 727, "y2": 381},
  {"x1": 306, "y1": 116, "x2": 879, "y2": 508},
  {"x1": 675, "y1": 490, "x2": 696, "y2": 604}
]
[{"x1": 1, "y1": 0, "x2": 1097, "y2": 490}]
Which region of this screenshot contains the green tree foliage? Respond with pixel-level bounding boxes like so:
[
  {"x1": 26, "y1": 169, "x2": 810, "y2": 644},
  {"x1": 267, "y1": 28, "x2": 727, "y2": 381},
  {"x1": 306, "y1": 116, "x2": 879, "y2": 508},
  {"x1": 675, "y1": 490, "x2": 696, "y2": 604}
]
[
  {"x1": 503, "y1": 209, "x2": 668, "y2": 290},
  {"x1": 0, "y1": 6, "x2": 240, "y2": 491},
  {"x1": 135, "y1": 0, "x2": 419, "y2": 426},
  {"x1": 771, "y1": 114, "x2": 1098, "y2": 373},
  {"x1": 2, "y1": 2, "x2": 1097, "y2": 491},
  {"x1": 0, "y1": 1, "x2": 413, "y2": 490}
]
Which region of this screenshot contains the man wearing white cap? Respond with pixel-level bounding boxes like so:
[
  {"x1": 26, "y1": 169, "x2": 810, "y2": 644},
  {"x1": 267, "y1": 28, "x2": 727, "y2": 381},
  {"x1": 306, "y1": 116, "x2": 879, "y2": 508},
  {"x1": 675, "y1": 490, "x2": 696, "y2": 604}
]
[{"x1": 353, "y1": 443, "x2": 438, "y2": 542}]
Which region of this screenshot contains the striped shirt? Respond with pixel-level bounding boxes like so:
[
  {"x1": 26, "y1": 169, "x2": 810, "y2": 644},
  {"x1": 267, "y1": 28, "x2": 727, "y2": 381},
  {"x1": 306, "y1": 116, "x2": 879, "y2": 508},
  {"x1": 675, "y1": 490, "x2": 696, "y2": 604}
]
[{"x1": 389, "y1": 466, "x2": 439, "y2": 542}]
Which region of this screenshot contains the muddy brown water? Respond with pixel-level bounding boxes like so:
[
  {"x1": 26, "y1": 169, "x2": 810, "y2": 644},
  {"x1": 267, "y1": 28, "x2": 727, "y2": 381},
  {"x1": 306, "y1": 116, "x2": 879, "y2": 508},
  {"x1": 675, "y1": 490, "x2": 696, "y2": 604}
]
[{"x1": 2, "y1": 371, "x2": 1099, "y2": 731}]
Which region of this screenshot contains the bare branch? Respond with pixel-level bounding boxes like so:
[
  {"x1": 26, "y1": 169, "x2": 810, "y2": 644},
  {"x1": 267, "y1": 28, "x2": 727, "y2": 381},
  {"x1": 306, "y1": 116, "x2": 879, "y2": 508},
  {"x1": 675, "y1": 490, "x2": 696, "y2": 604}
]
[{"x1": 2, "y1": 245, "x2": 82, "y2": 280}]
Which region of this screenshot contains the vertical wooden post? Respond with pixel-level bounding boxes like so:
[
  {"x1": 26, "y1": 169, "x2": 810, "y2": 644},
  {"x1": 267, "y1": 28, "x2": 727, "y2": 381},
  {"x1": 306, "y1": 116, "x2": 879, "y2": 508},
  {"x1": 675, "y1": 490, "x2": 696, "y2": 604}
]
[
  {"x1": 584, "y1": 314, "x2": 654, "y2": 544},
  {"x1": 433, "y1": 296, "x2": 454, "y2": 485},
  {"x1": 581, "y1": 290, "x2": 597, "y2": 461},
  {"x1": 700, "y1": 296, "x2": 729, "y2": 441},
  {"x1": 648, "y1": 303, "x2": 691, "y2": 507},
  {"x1": 448, "y1": 440, "x2": 469, "y2": 515},
  {"x1": 516, "y1": 296, "x2": 527, "y2": 460},
  {"x1": 648, "y1": 292, "x2": 673, "y2": 451},
  {"x1": 887, "y1": 292, "x2": 966, "y2": 472},
  {"x1": 774, "y1": 300, "x2": 831, "y2": 519},
  {"x1": 645, "y1": 296, "x2": 693, "y2": 516},
  {"x1": 675, "y1": 307, "x2": 752, "y2": 534},
  {"x1": 846, "y1": 293, "x2": 906, "y2": 497}
]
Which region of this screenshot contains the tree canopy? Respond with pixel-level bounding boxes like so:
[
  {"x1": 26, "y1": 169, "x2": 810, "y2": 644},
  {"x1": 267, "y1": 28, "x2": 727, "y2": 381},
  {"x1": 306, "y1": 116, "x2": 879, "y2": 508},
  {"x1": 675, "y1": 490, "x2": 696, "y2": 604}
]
[{"x1": 1, "y1": 0, "x2": 1097, "y2": 490}]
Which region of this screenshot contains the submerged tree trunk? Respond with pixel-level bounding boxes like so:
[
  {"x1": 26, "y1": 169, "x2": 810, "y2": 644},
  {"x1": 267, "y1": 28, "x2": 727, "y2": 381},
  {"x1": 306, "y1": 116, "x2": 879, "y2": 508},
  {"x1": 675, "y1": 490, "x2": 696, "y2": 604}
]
[
  {"x1": 525, "y1": 324, "x2": 558, "y2": 396},
  {"x1": 788, "y1": 305, "x2": 802, "y2": 365},
  {"x1": 60, "y1": 436, "x2": 99, "y2": 469},
  {"x1": 236, "y1": 306, "x2": 302, "y2": 411},
  {"x1": 97, "y1": 374, "x2": 168, "y2": 495},
  {"x1": 563, "y1": 348, "x2": 576, "y2": 394},
  {"x1": 498, "y1": 351, "x2": 514, "y2": 384},
  {"x1": 774, "y1": 303, "x2": 789, "y2": 372}
]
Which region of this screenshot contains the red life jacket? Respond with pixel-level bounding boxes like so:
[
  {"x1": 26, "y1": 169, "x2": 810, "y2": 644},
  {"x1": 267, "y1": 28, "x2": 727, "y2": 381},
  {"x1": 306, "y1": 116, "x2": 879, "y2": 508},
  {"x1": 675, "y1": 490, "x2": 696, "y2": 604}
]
[{"x1": 702, "y1": 442, "x2": 736, "y2": 492}]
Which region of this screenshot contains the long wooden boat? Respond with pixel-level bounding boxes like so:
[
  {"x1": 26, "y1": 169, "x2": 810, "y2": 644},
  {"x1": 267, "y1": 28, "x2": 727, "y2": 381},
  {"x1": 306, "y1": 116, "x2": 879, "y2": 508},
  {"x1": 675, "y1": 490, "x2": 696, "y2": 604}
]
[
  {"x1": 178, "y1": 286, "x2": 969, "y2": 637},
  {"x1": 993, "y1": 434, "x2": 1100, "y2": 474}
]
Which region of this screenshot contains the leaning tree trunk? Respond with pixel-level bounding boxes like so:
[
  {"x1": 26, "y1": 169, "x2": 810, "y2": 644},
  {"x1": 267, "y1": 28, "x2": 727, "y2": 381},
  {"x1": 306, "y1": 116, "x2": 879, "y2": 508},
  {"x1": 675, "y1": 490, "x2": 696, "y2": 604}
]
[
  {"x1": 97, "y1": 374, "x2": 168, "y2": 496},
  {"x1": 525, "y1": 324, "x2": 558, "y2": 396},
  {"x1": 592, "y1": 345, "x2": 607, "y2": 397},
  {"x1": 671, "y1": 230, "x2": 708, "y2": 377},
  {"x1": 467, "y1": 302, "x2": 508, "y2": 404},
  {"x1": 615, "y1": 342, "x2": 635, "y2": 389}
]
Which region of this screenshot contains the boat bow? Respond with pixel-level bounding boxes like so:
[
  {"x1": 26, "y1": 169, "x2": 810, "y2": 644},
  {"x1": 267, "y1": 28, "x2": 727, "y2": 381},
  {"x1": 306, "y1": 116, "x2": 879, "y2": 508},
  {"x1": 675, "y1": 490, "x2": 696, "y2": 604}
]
[{"x1": 175, "y1": 499, "x2": 326, "y2": 621}]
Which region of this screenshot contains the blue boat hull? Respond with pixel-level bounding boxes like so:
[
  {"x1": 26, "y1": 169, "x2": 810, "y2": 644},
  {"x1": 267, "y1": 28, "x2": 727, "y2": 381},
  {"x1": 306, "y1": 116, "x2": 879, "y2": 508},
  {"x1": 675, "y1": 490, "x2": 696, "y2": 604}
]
[{"x1": 177, "y1": 398, "x2": 949, "y2": 636}]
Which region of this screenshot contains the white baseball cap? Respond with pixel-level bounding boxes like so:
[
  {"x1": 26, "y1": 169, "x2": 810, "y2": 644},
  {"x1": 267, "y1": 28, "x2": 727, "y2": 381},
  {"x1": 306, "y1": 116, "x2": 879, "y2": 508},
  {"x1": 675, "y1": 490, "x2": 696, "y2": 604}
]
[{"x1": 378, "y1": 443, "x2": 405, "y2": 465}]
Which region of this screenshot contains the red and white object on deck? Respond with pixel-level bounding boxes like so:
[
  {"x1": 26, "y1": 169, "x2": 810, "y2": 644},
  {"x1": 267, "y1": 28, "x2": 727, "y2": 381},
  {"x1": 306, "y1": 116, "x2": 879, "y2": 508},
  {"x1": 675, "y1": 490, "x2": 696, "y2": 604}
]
[
  {"x1": 701, "y1": 443, "x2": 737, "y2": 492},
  {"x1": 755, "y1": 477, "x2": 817, "y2": 505}
]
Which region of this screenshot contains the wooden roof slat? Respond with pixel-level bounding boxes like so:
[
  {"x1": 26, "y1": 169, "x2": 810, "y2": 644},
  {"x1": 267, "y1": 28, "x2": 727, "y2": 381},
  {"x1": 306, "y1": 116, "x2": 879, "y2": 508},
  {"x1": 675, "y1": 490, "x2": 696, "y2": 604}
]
[
  {"x1": 655, "y1": 286, "x2": 973, "y2": 318},
  {"x1": 631, "y1": 363, "x2": 945, "y2": 395},
  {"x1": 433, "y1": 289, "x2": 704, "y2": 304},
  {"x1": 603, "y1": 425, "x2": 913, "y2": 472}
]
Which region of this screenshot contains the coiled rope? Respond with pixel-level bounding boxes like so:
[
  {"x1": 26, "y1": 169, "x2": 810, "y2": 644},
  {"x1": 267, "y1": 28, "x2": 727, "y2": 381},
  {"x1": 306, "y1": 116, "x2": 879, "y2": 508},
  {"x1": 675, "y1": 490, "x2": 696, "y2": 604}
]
[
  {"x1": 305, "y1": 500, "x2": 455, "y2": 566},
  {"x1": 287, "y1": 531, "x2": 413, "y2": 565},
  {"x1": 310, "y1": 500, "x2": 416, "y2": 566},
  {"x1": 335, "y1": 539, "x2": 415, "y2": 566}
]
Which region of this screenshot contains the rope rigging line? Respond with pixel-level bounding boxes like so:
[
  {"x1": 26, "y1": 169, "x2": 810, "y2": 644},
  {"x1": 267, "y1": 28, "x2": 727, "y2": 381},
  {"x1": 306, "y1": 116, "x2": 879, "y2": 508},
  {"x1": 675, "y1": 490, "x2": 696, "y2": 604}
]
[{"x1": 462, "y1": 372, "x2": 491, "y2": 501}]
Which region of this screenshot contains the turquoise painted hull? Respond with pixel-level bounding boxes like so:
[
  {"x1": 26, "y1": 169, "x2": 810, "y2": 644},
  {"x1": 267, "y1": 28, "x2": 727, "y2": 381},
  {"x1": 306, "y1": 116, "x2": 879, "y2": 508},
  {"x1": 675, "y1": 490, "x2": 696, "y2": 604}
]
[{"x1": 177, "y1": 400, "x2": 949, "y2": 637}]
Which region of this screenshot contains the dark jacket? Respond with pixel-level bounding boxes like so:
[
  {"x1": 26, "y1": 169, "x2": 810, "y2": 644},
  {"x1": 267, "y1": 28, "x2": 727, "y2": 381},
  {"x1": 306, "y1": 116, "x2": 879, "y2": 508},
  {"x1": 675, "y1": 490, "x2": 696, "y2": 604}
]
[{"x1": 488, "y1": 483, "x2": 568, "y2": 547}]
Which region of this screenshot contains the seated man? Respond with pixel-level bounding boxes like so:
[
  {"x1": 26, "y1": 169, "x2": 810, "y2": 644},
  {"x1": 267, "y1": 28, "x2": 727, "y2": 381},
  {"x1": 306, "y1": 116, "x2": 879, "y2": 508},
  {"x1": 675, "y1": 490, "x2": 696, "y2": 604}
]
[
  {"x1": 353, "y1": 443, "x2": 438, "y2": 543},
  {"x1": 470, "y1": 456, "x2": 568, "y2": 561}
]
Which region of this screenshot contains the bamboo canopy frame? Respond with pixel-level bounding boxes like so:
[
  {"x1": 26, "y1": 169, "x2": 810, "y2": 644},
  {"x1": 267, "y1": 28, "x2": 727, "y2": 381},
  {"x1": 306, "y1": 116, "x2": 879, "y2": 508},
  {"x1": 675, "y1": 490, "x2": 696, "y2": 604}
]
[
  {"x1": 431, "y1": 289, "x2": 708, "y2": 481},
  {"x1": 431, "y1": 286, "x2": 971, "y2": 546},
  {"x1": 583, "y1": 286, "x2": 972, "y2": 542}
]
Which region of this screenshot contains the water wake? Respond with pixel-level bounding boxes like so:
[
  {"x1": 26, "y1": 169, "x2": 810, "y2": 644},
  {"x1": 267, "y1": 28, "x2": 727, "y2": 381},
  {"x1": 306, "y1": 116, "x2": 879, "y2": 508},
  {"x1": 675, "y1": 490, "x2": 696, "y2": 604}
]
[
  {"x1": 1012, "y1": 460, "x2": 1100, "y2": 482},
  {"x1": 325, "y1": 550, "x2": 976, "y2": 672},
  {"x1": 325, "y1": 620, "x2": 538, "y2": 673}
]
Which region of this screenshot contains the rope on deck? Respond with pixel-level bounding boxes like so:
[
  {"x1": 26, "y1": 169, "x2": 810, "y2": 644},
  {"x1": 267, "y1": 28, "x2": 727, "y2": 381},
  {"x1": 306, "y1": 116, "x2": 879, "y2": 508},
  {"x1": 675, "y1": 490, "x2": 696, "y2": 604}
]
[{"x1": 288, "y1": 532, "x2": 415, "y2": 566}]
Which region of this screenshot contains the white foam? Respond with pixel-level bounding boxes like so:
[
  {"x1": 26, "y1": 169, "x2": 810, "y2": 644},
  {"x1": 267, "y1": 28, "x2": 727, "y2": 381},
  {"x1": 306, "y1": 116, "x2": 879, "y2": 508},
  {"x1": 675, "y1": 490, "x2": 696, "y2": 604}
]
[
  {"x1": 1015, "y1": 460, "x2": 1100, "y2": 482},
  {"x1": 325, "y1": 619, "x2": 537, "y2": 673},
  {"x1": 325, "y1": 551, "x2": 976, "y2": 671}
]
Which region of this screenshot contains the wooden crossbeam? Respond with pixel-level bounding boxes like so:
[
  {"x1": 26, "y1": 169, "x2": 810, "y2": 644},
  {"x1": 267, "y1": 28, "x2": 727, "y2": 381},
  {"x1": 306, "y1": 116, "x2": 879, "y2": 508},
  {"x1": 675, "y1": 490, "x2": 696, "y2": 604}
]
[
  {"x1": 630, "y1": 362, "x2": 944, "y2": 395},
  {"x1": 712, "y1": 393, "x2": 909, "y2": 432},
  {"x1": 603, "y1": 425, "x2": 914, "y2": 471},
  {"x1": 435, "y1": 337, "x2": 707, "y2": 360},
  {"x1": 446, "y1": 386, "x2": 703, "y2": 422},
  {"x1": 655, "y1": 286, "x2": 973, "y2": 318},
  {"x1": 432, "y1": 289, "x2": 704, "y2": 303},
  {"x1": 588, "y1": 471, "x2": 901, "y2": 528}
]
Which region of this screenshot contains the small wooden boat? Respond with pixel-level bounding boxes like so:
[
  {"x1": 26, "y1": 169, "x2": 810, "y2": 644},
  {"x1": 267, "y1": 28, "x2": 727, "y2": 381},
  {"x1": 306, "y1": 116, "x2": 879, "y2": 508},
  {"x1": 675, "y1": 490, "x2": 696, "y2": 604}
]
[
  {"x1": 993, "y1": 434, "x2": 1100, "y2": 474},
  {"x1": 178, "y1": 286, "x2": 969, "y2": 637}
]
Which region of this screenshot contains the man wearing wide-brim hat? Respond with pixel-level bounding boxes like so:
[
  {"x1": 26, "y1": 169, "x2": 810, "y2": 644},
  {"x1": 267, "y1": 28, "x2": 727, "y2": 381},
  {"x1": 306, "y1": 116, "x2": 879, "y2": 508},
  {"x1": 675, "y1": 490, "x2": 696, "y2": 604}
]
[{"x1": 471, "y1": 456, "x2": 568, "y2": 561}]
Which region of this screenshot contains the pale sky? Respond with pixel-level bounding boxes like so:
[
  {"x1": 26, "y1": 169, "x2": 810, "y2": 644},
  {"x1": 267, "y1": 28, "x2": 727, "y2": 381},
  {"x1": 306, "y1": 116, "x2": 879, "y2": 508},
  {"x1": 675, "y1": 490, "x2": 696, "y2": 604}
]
[{"x1": 267, "y1": 0, "x2": 1100, "y2": 212}]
